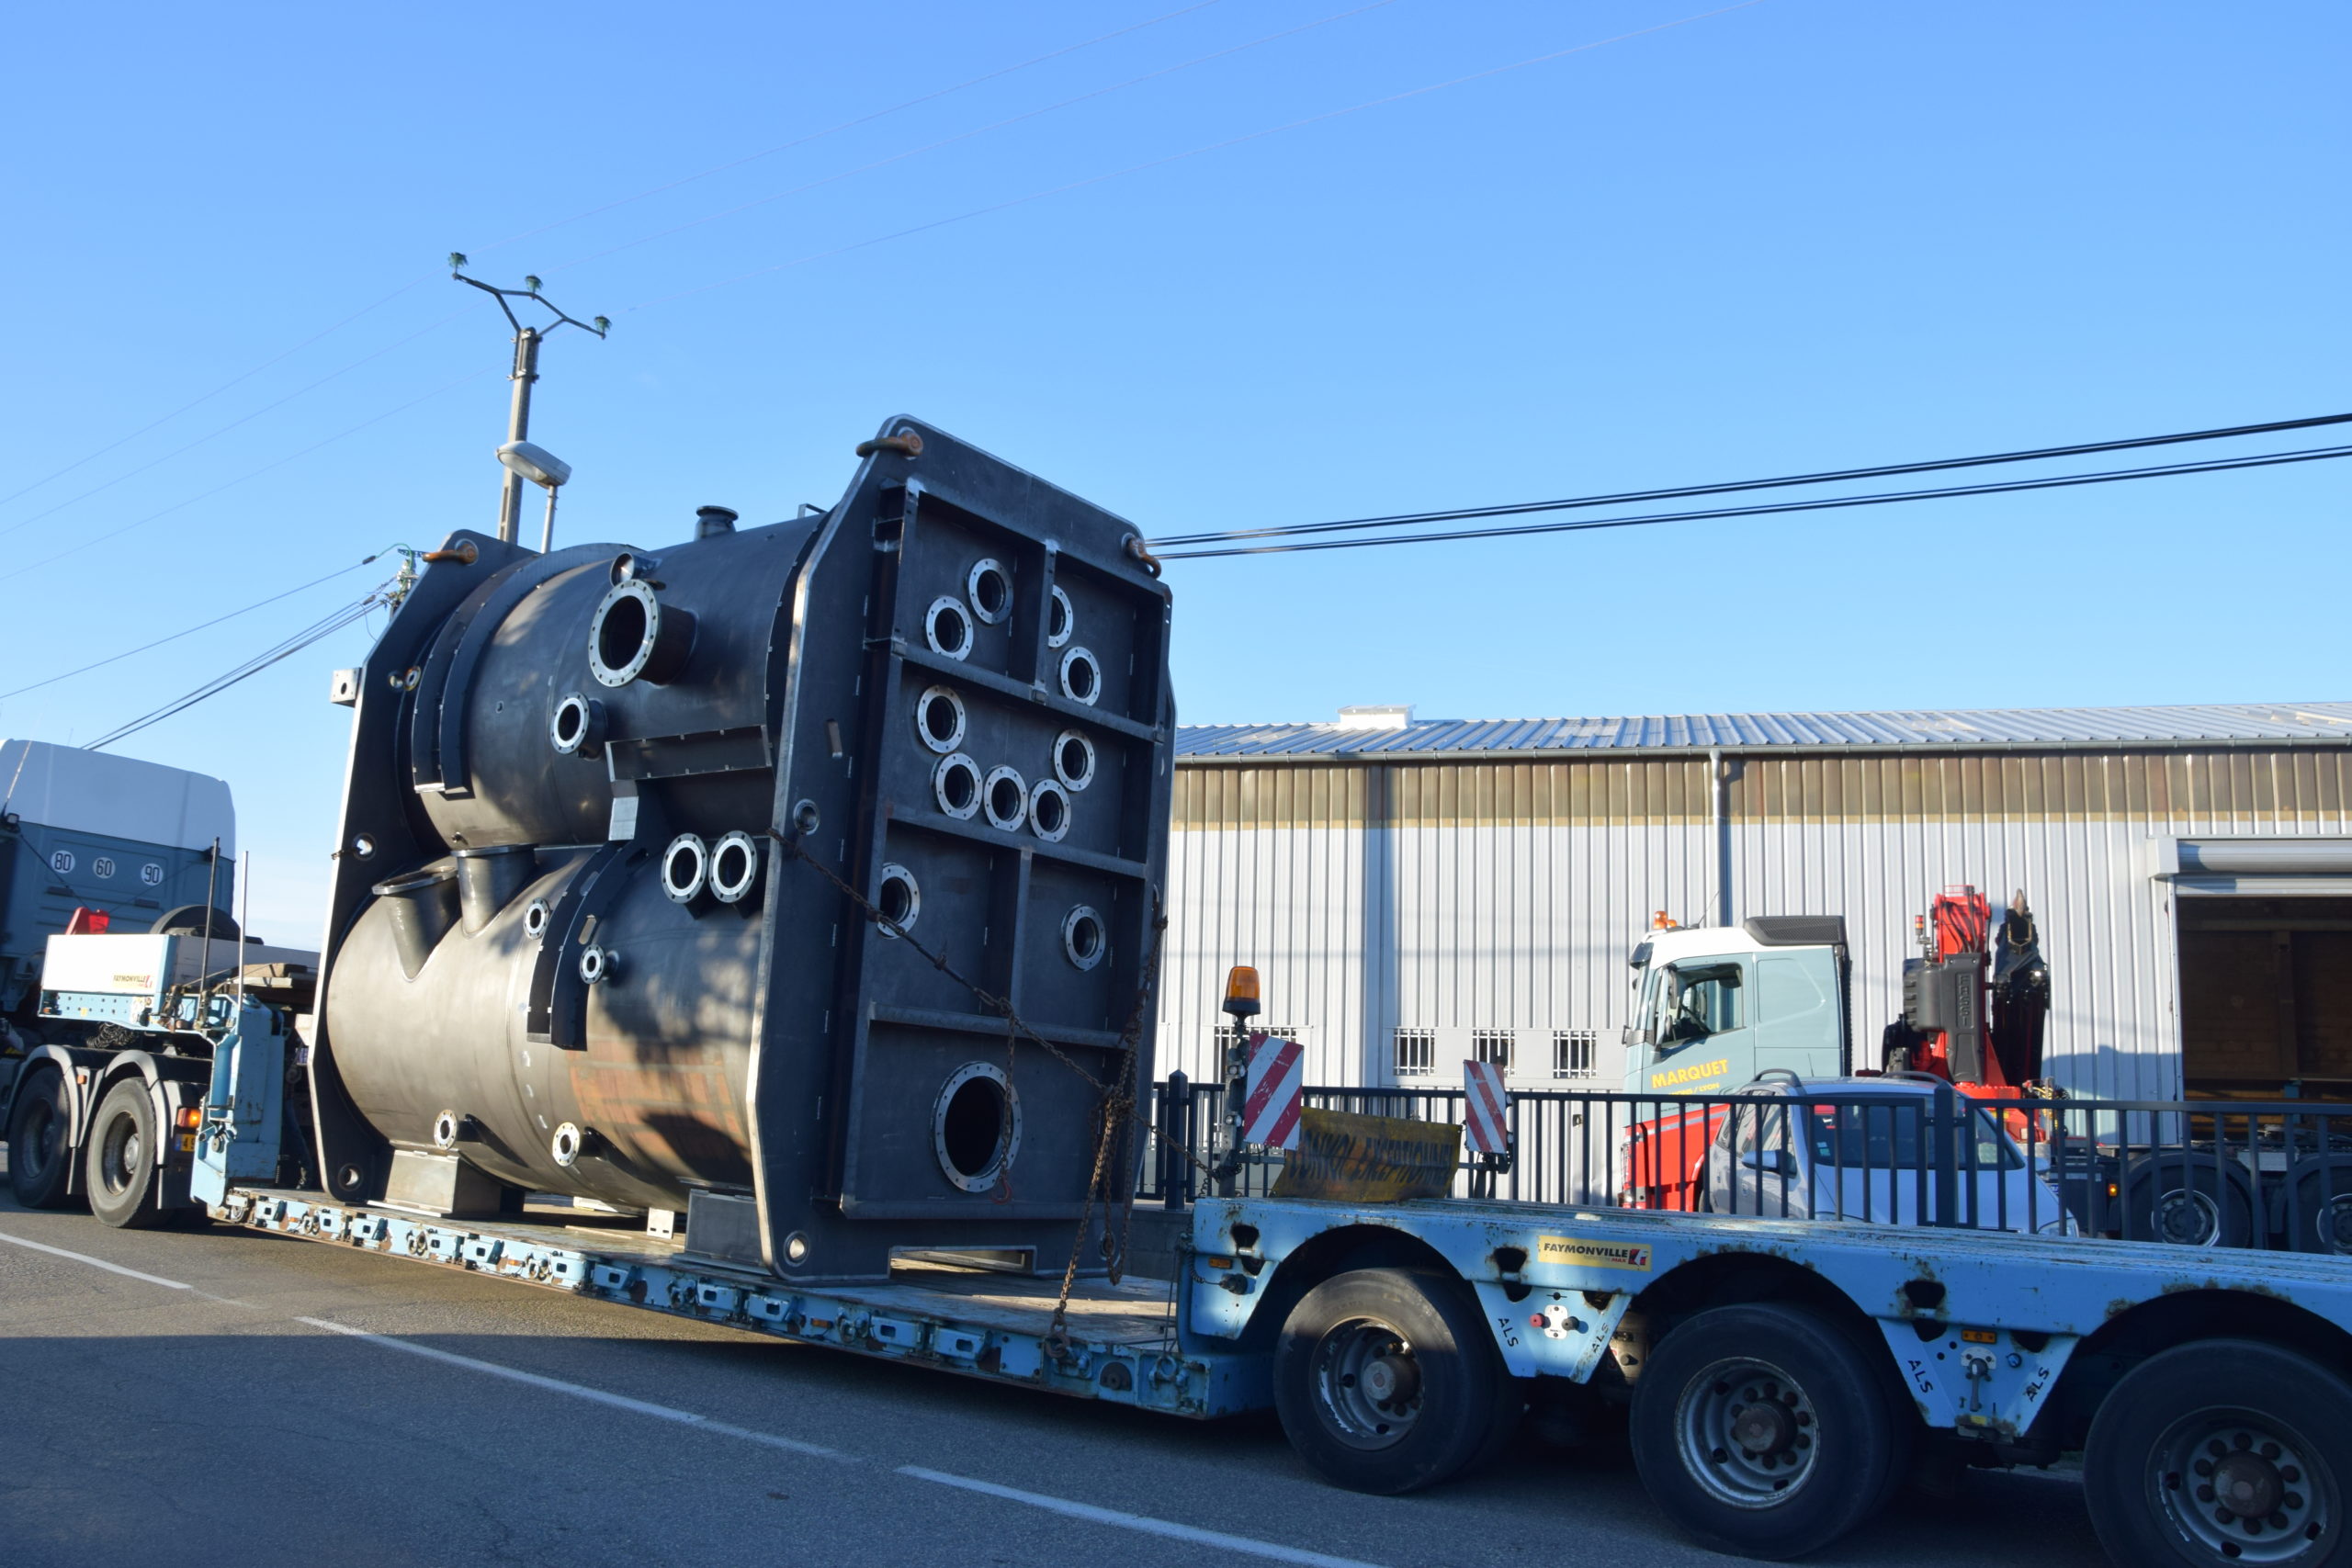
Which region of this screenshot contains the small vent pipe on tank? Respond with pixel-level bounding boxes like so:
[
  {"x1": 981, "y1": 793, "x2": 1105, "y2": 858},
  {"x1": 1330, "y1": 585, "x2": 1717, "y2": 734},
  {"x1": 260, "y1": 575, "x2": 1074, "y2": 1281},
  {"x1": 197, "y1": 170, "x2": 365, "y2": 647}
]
[
  {"x1": 455, "y1": 844, "x2": 537, "y2": 935},
  {"x1": 373, "y1": 866, "x2": 460, "y2": 980}
]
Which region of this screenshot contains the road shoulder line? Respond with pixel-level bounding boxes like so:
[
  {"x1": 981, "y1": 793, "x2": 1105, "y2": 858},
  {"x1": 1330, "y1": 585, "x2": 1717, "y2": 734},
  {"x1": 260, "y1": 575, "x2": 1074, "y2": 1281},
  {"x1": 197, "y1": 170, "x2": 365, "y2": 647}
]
[
  {"x1": 0, "y1": 1226, "x2": 197, "y2": 1290},
  {"x1": 897, "y1": 1464, "x2": 1389, "y2": 1568},
  {"x1": 295, "y1": 1315, "x2": 846, "y2": 1459}
]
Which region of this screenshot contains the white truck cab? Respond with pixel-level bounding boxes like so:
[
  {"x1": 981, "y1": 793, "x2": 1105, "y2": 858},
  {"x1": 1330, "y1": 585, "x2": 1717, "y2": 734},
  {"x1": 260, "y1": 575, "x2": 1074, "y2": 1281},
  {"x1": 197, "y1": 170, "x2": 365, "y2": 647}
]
[{"x1": 1621, "y1": 916, "x2": 1853, "y2": 1094}]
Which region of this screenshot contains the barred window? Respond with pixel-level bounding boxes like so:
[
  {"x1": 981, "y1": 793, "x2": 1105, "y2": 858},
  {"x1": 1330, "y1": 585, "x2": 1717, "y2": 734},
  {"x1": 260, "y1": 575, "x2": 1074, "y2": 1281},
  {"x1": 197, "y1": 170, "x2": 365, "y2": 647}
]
[
  {"x1": 1394, "y1": 1028, "x2": 1435, "y2": 1077},
  {"x1": 1216, "y1": 1023, "x2": 1294, "y2": 1070},
  {"x1": 1554, "y1": 1029, "x2": 1599, "y2": 1080},
  {"x1": 1471, "y1": 1030, "x2": 1513, "y2": 1072}
]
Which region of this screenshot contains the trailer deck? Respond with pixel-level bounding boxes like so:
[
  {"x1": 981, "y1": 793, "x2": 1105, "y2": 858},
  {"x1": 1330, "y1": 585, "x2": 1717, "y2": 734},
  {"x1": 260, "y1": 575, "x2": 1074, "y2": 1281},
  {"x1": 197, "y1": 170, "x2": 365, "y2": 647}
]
[{"x1": 220, "y1": 1187, "x2": 1263, "y2": 1419}]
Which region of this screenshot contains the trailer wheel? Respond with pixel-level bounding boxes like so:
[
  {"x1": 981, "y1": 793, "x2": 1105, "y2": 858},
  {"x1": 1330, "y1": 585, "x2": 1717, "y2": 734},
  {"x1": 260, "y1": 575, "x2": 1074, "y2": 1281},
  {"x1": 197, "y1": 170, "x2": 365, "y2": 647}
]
[
  {"x1": 1272, "y1": 1267, "x2": 1512, "y2": 1495},
  {"x1": 84, "y1": 1079, "x2": 164, "y2": 1229},
  {"x1": 1630, "y1": 1303, "x2": 1896, "y2": 1561},
  {"x1": 2085, "y1": 1338, "x2": 2351, "y2": 1568},
  {"x1": 6, "y1": 1066, "x2": 77, "y2": 1209}
]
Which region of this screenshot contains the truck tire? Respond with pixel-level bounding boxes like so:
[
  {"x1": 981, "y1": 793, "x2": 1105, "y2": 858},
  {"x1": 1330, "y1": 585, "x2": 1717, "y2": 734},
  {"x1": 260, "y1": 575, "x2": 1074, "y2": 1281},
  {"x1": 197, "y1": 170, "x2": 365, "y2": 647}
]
[
  {"x1": 2084, "y1": 1338, "x2": 2351, "y2": 1568},
  {"x1": 6, "y1": 1066, "x2": 77, "y2": 1209},
  {"x1": 2281, "y1": 1158, "x2": 2352, "y2": 1256},
  {"x1": 84, "y1": 1078, "x2": 165, "y2": 1229},
  {"x1": 1272, "y1": 1266, "x2": 1512, "y2": 1495},
  {"x1": 2122, "y1": 1154, "x2": 2255, "y2": 1248},
  {"x1": 1631, "y1": 1302, "x2": 1896, "y2": 1561}
]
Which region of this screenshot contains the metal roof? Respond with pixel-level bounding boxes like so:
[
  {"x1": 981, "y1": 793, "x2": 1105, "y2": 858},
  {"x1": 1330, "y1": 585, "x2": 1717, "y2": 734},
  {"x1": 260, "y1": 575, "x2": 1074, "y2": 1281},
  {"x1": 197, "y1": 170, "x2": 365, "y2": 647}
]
[{"x1": 1175, "y1": 703, "x2": 2352, "y2": 760}]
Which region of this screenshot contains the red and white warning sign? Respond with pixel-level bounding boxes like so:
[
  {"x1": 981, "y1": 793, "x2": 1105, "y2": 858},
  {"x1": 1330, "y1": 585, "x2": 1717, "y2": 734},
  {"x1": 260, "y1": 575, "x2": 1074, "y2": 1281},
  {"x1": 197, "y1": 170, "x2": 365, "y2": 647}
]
[
  {"x1": 1241, "y1": 1032, "x2": 1304, "y2": 1150},
  {"x1": 1464, "y1": 1057, "x2": 1510, "y2": 1156}
]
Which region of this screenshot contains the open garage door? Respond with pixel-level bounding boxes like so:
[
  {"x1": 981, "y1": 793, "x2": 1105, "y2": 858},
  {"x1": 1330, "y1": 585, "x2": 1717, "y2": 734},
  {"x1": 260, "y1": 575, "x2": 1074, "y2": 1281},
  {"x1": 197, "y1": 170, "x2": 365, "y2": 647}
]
[{"x1": 2178, "y1": 890, "x2": 2352, "y2": 1101}]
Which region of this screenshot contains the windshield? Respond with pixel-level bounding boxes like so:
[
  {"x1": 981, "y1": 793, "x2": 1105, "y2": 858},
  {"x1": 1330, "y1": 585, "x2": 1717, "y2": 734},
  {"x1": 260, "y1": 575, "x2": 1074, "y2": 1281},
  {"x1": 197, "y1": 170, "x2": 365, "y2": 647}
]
[{"x1": 1803, "y1": 1100, "x2": 2023, "y2": 1172}]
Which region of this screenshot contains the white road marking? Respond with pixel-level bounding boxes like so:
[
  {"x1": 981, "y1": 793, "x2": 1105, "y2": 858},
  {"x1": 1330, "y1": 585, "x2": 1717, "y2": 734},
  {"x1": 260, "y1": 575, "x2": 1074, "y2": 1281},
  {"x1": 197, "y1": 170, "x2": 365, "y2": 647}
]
[
  {"x1": 11, "y1": 1229, "x2": 1392, "y2": 1567},
  {"x1": 898, "y1": 1466, "x2": 1391, "y2": 1568},
  {"x1": 0, "y1": 1227, "x2": 195, "y2": 1290},
  {"x1": 295, "y1": 1316, "x2": 846, "y2": 1459}
]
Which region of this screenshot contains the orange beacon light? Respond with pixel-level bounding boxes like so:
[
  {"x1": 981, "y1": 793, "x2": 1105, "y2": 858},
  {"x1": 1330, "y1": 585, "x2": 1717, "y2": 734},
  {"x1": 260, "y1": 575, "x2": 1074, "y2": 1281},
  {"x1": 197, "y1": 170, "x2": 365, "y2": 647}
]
[{"x1": 1223, "y1": 965, "x2": 1261, "y2": 1021}]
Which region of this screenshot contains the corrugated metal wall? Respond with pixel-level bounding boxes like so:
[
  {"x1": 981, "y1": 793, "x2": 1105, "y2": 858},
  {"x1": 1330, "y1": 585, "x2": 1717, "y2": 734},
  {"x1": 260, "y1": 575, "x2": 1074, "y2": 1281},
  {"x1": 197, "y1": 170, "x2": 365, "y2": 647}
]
[{"x1": 1158, "y1": 749, "x2": 2352, "y2": 1096}]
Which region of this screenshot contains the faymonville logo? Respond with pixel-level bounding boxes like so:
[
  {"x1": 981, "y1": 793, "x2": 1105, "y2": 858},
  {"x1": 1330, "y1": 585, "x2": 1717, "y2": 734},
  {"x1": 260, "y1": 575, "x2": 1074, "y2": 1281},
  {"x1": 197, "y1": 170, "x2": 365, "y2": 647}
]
[
  {"x1": 1537, "y1": 1235, "x2": 1655, "y2": 1271},
  {"x1": 1650, "y1": 1056, "x2": 1729, "y2": 1089}
]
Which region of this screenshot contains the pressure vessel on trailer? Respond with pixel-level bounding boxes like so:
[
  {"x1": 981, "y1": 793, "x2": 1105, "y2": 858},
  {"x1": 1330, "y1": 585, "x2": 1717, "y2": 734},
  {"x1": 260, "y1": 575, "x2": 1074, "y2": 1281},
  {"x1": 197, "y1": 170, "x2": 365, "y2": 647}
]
[{"x1": 311, "y1": 419, "x2": 1174, "y2": 1283}]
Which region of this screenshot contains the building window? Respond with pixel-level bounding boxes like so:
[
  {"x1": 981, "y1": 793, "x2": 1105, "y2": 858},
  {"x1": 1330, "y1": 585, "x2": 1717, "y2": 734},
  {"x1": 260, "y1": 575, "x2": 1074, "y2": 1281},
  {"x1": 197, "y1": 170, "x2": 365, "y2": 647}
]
[
  {"x1": 1394, "y1": 1028, "x2": 1435, "y2": 1077},
  {"x1": 1215, "y1": 1023, "x2": 1294, "y2": 1073},
  {"x1": 1554, "y1": 1030, "x2": 1599, "y2": 1080},
  {"x1": 1471, "y1": 1031, "x2": 1513, "y2": 1073}
]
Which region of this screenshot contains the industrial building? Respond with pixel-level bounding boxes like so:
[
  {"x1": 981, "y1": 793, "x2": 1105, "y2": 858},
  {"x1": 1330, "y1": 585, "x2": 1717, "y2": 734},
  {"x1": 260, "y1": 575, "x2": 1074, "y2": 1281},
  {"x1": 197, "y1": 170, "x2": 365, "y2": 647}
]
[{"x1": 1156, "y1": 701, "x2": 2352, "y2": 1104}]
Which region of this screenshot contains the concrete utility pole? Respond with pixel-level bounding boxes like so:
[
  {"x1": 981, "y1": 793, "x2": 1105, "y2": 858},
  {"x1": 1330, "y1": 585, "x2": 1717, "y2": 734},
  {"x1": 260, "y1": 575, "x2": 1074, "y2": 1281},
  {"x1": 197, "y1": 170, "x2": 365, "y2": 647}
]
[
  {"x1": 448, "y1": 256, "x2": 607, "y2": 547},
  {"x1": 498, "y1": 326, "x2": 542, "y2": 544}
]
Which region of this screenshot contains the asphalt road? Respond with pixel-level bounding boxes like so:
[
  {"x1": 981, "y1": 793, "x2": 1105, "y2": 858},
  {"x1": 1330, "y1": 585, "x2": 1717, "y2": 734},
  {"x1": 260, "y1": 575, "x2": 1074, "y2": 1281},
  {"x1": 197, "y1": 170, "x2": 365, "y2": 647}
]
[{"x1": 0, "y1": 1172, "x2": 2109, "y2": 1568}]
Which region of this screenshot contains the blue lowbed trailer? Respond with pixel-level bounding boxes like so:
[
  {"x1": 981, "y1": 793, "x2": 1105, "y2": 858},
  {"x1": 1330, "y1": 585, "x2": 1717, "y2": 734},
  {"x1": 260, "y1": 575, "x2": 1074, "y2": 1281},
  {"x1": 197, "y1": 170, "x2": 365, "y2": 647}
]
[
  {"x1": 130, "y1": 1153, "x2": 2352, "y2": 1567},
  {"x1": 13, "y1": 947, "x2": 2352, "y2": 1567}
]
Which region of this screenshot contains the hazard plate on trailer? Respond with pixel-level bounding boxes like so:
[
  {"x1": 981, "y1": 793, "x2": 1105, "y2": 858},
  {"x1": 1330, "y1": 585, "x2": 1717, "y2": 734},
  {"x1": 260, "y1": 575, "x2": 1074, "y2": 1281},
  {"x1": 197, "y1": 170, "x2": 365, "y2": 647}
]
[{"x1": 1271, "y1": 1109, "x2": 1461, "y2": 1203}]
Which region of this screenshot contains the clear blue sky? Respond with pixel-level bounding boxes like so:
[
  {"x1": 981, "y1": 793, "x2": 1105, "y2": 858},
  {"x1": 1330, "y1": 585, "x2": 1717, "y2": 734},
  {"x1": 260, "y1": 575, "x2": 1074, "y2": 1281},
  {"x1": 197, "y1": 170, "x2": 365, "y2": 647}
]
[{"x1": 3, "y1": 0, "x2": 2344, "y2": 940}]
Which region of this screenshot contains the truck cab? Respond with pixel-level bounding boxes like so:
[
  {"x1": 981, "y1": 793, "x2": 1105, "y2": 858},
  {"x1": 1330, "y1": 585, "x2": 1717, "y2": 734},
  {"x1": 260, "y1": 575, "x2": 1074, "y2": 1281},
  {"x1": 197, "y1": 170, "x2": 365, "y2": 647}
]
[{"x1": 1621, "y1": 915, "x2": 1852, "y2": 1094}]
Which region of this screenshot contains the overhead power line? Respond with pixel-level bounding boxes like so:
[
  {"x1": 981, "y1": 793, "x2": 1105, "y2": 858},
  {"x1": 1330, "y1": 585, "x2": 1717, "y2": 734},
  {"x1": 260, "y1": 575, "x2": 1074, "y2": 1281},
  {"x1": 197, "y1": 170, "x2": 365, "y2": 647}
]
[
  {"x1": 0, "y1": 367, "x2": 490, "y2": 585},
  {"x1": 0, "y1": 282, "x2": 439, "y2": 515},
  {"x1": 0, "y1": 554, "x2": 387, "y2": 702},
  {"x1": 0, "y1": 310, "x2": 467, "y2": 543},
  {"x1": 1154, "y1": 444, "x2": 2352, "y2": 558},
  {"x1": 0, "y1": 2, "x2": 1227, "y2": 525},
  {"x1": 84, "y1": 581, "x2": 395, "y2": 751},
  {"x1": 2, "y1": 1, "x2": 1752, "y2": 595},
  {"x1": 1148, "y1": 411, "x2": 2352, "y2": 547}
]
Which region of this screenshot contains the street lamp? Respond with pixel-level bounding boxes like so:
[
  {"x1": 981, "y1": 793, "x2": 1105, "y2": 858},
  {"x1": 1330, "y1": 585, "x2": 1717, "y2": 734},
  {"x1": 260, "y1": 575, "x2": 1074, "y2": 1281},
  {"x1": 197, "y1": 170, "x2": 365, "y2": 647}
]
[
  {"x1": 497, "y1": 440, "x2": 573, "y2": 553},
  {"x1": 450, "y1": 255, "x2": 606, "y2": 549}
]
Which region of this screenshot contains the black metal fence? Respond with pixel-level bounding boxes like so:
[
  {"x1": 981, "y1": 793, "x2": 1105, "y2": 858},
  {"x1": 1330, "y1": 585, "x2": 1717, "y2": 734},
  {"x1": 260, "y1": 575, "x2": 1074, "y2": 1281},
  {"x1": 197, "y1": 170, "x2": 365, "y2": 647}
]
[{"x1": 1136, "y1": 1074, "x2": 2352, "y2": 1254}]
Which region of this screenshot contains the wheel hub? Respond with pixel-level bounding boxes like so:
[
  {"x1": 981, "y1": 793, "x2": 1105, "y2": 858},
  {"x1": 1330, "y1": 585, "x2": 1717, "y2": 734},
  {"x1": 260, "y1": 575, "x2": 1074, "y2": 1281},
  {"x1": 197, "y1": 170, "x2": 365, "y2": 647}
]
[
  {"x1": 2160, "y1": 1414, "x2": 2330, "y2": 1564},
  {"x1": 1678, "y1": 1358, "x2": 1820, "y2": 1507},
  {"x1": 2154, "y1": 1188, "x2": 2222, "y2": 1247},
  {"x1": 2216, "y1": 1453, "x2": 2284, "y2": 1519},
  {"x1": 30, "y1": 1105, "x2": 61, "y2": 1169},
  {"x1": 99, "y1": 1112, "x2": 143, "y2": 1194},
  {"x1": 1314, "y1": 1320, "x2": 1425, "y2": 1451},
  {"x1": 2314, "y1": 1198, "x2": 2352, "y2": 1255},
  {"x1": 1732, "y1": 1400, "x2": 1796, "y2": 1457},
  {"x1": 1361, "y1": 1355, "x2": 1419, "y2": 1406}
]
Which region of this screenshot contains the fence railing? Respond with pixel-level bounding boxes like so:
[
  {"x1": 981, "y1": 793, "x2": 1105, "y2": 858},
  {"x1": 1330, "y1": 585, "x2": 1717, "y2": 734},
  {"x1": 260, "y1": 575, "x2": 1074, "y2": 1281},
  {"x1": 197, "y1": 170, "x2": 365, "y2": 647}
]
[{"x1": 1134, "y1": 1075, "x2": 2352, "y2": 1254}]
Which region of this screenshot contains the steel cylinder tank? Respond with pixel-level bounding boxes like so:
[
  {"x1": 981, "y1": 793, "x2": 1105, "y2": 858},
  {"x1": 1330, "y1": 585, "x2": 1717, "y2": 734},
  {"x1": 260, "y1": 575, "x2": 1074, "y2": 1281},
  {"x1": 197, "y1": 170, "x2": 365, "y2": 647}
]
[{"x1": 310, "y1": 418, "x2": 1174, "y2": 1282}]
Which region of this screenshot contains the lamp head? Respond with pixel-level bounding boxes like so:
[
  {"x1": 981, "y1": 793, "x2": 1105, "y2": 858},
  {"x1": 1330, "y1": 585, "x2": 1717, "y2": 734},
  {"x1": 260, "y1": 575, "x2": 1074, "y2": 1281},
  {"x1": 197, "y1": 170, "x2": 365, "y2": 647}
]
[{"x1": 497, "y1": 440, "x2": 571, "y2": 490}]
